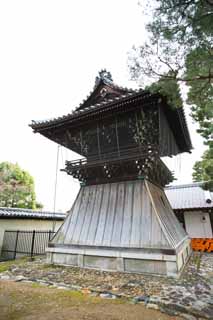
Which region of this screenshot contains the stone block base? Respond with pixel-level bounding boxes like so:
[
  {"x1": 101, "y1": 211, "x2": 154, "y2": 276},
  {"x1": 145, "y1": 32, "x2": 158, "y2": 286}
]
[{"x1": 46, "y1": 239, "x2": 191, "y2": 277}]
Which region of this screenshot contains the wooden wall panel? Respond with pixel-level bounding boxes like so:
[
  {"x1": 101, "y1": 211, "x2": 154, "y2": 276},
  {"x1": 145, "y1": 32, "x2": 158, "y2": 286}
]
[
  {"x1": 102, "y1": 183, "x2": 118, "y2": 246},
  {"x1": 86, "y1": 184, "x2": 104, "y2": 245},
  {"x1": 120, "y1": 183, "x2": 134, "y2": 246},
  {"x1": 53, "y1": 180, "x2": 188, "y2": 250},
  {"x1": 94, "y1": 184, "x2": 111, "y2": 245}
]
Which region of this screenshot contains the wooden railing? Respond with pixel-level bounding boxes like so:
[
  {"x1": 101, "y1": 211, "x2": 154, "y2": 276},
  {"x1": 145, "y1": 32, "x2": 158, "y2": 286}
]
[{"x1": 64, "y1": 145, "x2": 159, "y2": 169}]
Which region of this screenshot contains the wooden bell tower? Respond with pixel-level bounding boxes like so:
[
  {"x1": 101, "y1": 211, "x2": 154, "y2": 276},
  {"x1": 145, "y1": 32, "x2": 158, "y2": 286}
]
[{"x1": 31, "y1": 70, "x2": 192, "y2": 276}]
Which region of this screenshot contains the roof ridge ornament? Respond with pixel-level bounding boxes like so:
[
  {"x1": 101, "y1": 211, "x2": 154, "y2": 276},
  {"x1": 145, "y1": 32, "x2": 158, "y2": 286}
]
[{"x1": 95, "y1": 69, "x2": 113, "y2": 87}]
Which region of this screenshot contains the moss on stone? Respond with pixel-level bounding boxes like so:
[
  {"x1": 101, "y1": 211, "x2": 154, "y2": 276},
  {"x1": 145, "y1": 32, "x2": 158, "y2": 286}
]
[{"x1": 0, "y1": 257, "x2": 29, "y2": 273}]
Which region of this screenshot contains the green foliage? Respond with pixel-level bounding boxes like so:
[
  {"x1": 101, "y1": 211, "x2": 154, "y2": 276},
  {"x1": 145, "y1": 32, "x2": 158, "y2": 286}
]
[
  {"x1": 147, "y1": 0, "x2": 213, "y2": 47},
  {"x1": 145, "y1": 75, "x2": 183, "y2": 109},
  {"x1": 128, "y1": 0, "x2": 213, "y2": 187},
  {"x1": 193, "y1": 252, "x2": 203, "y2": 273},
  {"x1": 192, "y1": 161, "x2": 204, "y2": 182},
  {"x1": 192, "y1": 148, "x2": 213, "y2": 190},
  {"x1": 0, "y1": 162, "x2": 43, "y2": 209},
  {"x1": 128, "y1": 0, "x2": 213, "y2": 145},
  {"x1": 186, "y1": 47, "x2": 213, "y2": 144}
]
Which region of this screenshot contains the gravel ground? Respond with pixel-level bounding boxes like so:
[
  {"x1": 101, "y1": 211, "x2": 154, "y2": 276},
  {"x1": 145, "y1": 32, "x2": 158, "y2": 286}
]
[
  {"x1": 0, "y1": 252, "x2": 212, "y2": 319},
  {"x1": 0, "y1": 280, "x2": 183, "y2": 320}
]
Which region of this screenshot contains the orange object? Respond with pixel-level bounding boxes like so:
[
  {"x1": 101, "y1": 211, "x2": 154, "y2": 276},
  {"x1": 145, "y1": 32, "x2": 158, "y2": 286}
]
[
  {"x1": 207, "y1": 239, "x2": 213, "y2": 253},
  {"x1": 191, "y1": 238, "x2": 213, "y2": 252}
]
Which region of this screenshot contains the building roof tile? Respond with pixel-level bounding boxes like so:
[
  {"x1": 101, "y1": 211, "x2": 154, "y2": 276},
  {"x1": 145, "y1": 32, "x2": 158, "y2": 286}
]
[
  {"x1": 165, "y1": 182, "x2": 213, "y2": 210},
  {"x1": 0, "y1": 207, "x2": 66, "y2": 220},
  {"x1": 30, "y1": 70, "x2": 192, "y2": 153}
]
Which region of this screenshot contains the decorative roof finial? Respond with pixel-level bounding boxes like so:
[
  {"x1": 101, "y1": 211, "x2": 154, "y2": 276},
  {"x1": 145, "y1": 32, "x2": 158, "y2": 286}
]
[{"x1": 95, "y1": 69, "x2": 113, "y2": 87}]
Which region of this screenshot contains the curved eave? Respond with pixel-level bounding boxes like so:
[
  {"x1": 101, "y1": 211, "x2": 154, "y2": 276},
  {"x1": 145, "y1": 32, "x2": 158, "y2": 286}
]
[
  {"x1": 30, "y1": 91, "x2": 192, "y2": 154},
  {"x1": 30, "y1": 91, "x2": 156, "y2": 132}
]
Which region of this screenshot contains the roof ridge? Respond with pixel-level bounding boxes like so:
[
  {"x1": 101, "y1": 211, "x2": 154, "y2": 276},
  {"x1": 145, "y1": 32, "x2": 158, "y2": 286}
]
[
  {"x1": 165, "y1": 182, "x2": 205, "y2": 190},
  {"x1": 30, "y1": 71, "x2": 140, "y2": 128},
  {"x1": 94, "y1": 69, "x2": 136, "y2": 93},
  {"x1": 0, "y1": 207, "x2": 65, "y2": 215},
  {"x1": 74, "y1": 70, "x2": 138, "y2": 113}
]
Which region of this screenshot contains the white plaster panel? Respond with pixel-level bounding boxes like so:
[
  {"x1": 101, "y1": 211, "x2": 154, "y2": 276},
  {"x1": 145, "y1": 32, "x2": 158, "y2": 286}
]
[{"x1": 184, "y1": 211, "x2": 213, "y2": 238}]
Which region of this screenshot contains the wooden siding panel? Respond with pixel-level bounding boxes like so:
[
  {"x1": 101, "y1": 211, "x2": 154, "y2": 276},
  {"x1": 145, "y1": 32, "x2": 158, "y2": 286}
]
[
  {"x1": 52, "y1": 190, "x2": 82, "y2": 244},
  {"x1": 79, "y1": 185, "x2": 97, "y2": 244},
  {"x1": 52, "y1": 180, "x2": 187, "y2": 250},
  {"x1": 86, "y1": 184, "x2": 104, "y2": 244},
  {"x1": 62, "y1": 189, "x2": 84, "y2": 244},
  {"x1": 102, "y1": 183, "x2": 118, "y2": 246},
  {"x1": 111, "y1": 183, "x2": 125, "y2": 246},
  {"x1": 148, "y1": 183, "x2": 176, "y2": 247},
  {"x1": 159, "y1": 106, "x2": 179, "y2": 157},
  {"x1": 130, "y1": 181, "x2": 142, "y2": 247},
  {"x1": 94, "y1": 184, "x2": 111, "y2": 245},
  {"x1": 147, "y1": 181, "x2": 187, "y2": 248},
  {"x1": 163, "y1": 191, "x2": 188, "y2": 239},
  {"x1": 69, "y1": 186, "x2": 90, "y2": 244},
  {"x1": 151, "y1": 203, "x2": 161, "y2": 247},
  {"x1": 52, "y1": 211, "x2": 73, "y2": 245},
  {"x1": 120, "y1": 182, "x2": 134, "y2": 246},
  {"x1": 141, "y1": 186, "x2": 151, "y2": 246}
]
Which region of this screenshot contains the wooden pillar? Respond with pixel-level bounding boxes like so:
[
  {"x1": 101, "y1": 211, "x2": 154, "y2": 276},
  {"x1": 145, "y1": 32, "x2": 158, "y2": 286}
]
[
  {"x1": 135, "y1": 112, "x2": 142, "y2": 153},
  {"x1": 80, "y1": 130, "x2": 83, "y2": 155},
  {"x1": 97, "y1": 123, "x2": 101, "y2": 159},
  {"x1": 115, "y1": 117, "x2": 120, "y2": 157}
]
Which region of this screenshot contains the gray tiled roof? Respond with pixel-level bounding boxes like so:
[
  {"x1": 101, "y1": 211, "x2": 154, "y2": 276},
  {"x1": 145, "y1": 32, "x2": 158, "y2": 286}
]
[
  {"x1": 31, "y1": 70, "x2": 139, "y2": 128},
  {"x1": 0, "y1": 207, "x2": 66, "y2": 220},
  {"x1": 30, "y1": 90, "x2": 144, "y2": 128},
  {"x1": 165, "y1": 182, "x2": 213, "y2": 210},
  {"x1": 30, "y1": 70, "x2": 192, "y2": 154}
]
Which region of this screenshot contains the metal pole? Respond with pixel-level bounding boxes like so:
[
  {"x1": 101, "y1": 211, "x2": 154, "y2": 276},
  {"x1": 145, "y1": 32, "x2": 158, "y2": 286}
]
[
  {"x1": 31, "y1": 230, "x2": 35, "y2": 259},
  {"x1": 14, "y1": 230, "x2": 19, "y2": 260},
  {"x1": 52, "y1": 144, "x2": 60, "y2": 232},
  {"x1": 48, "y1": 230, "x2": 52, "y2": 242}
]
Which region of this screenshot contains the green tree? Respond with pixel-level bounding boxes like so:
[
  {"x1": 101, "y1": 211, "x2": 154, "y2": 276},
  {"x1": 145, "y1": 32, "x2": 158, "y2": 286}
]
[
  {"x1": 0, "y1": 162, "x2": 43, "y2": 209},
  {"x1": 128, "y1": 0, "x2": 213, "y2": 188},
  {"x1": 192, "y1": 161, "x2": 204, "y2": 183},
  {"x1": 192, "y1": 149, "x2": 213, "y2": 190}
]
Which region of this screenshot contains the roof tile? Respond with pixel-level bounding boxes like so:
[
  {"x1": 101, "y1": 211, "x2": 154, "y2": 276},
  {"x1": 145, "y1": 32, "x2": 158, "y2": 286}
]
[
  {"x1": 0, "y1": 207, "x2": 66, "y2": 220},
  {"x1": 165, "y1": 182, "x2": 213, "y2": 210}
]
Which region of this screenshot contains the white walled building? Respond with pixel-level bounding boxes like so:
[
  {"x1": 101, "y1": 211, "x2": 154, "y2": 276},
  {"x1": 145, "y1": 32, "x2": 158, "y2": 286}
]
[
  {"x1": 0, "y1": 207, "x2": 66, "y2": 254},
  {"x1": 165, "y1": 183, "x2": 213, "y2": 238}
]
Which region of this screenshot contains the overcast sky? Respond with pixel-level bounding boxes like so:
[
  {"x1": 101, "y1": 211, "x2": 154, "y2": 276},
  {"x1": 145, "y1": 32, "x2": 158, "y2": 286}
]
[{"x1": 0, "y1": 0, "x2": 206, "y2": 212}]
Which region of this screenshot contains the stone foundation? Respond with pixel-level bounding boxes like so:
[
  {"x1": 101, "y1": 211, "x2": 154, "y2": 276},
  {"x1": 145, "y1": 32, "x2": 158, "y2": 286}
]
[
  {"x1": 46, "y1": 180, "x2": 191, "y2": 277},
  {"x1": 46, "y1": 238, "x2": 191, "y2": 277}
]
